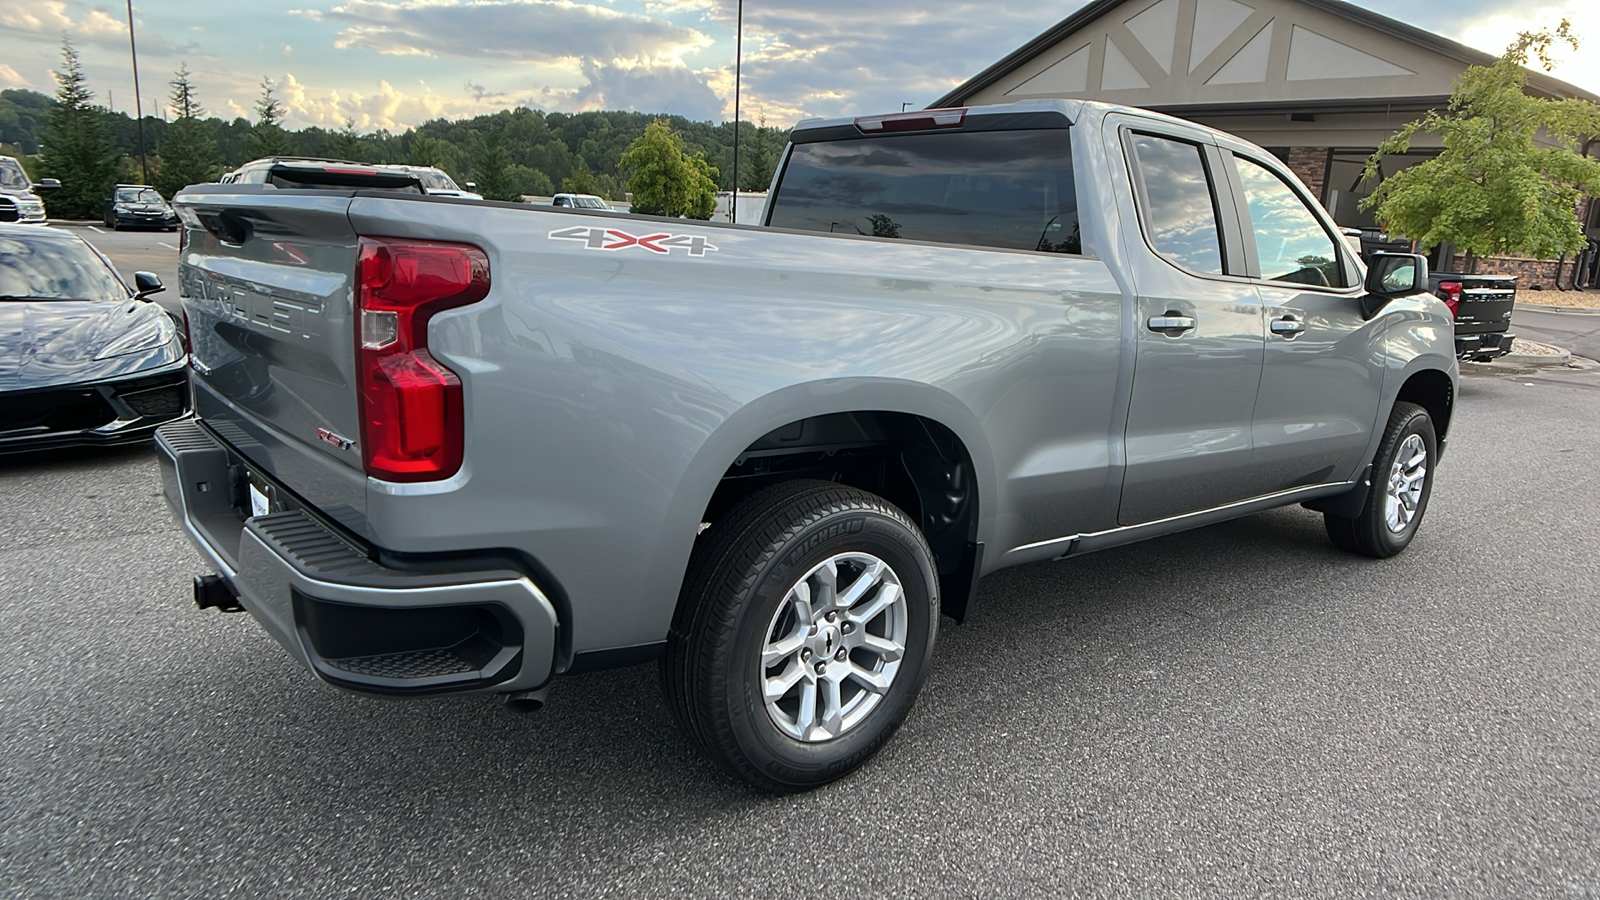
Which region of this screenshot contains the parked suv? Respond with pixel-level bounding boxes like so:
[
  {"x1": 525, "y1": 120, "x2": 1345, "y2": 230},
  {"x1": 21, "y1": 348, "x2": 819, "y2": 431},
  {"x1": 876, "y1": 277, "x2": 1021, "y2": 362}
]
[
  {"x1": 104, "y1": 184, "x2": 179, "y2": 231},
  {"x1": 551, "y1": 192, "x2": 611, "y2": 210},
  {"x1": 0, "y1": 156, "x2": 59, "y2": 224},
  {"x1": 401, "y1": 166, "x2": 482, "y2": 200}
]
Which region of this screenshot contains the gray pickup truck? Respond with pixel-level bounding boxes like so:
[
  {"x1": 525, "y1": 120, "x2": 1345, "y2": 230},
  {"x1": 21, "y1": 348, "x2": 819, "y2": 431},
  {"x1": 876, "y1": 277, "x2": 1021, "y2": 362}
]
[{"x1": 158, "y1": 100, "x2": 1457, "y2": 791}]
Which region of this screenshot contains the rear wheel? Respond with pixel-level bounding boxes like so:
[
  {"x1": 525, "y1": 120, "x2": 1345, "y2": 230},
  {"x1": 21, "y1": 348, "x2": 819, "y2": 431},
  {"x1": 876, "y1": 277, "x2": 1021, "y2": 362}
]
[
  {"x1": 1325, "y1": 401, "x2": 1436, "y2": 558},
  {"x1": 662, "y1": 479, "x2": 938, "y2": 792}
]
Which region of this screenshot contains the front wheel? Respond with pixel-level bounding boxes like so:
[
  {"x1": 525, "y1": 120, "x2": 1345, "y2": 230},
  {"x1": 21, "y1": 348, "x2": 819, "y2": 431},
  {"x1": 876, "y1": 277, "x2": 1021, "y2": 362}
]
[
  {"x1": 1325, "y1": 401, "x2": 1437, "y2": 558},
  {"x1": 662, "y1": 479, "x2": 939, "y2": 792}
]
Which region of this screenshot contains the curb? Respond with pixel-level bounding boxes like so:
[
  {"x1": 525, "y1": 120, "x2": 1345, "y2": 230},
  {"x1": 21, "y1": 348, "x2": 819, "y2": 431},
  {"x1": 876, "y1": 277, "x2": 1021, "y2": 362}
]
[
  {"x1": 1517, "y1": 301, "x2": 1600, "y2": 314},
  {"x1": 1500, "y1": 346, "x2": 1572, "y2": 366}
]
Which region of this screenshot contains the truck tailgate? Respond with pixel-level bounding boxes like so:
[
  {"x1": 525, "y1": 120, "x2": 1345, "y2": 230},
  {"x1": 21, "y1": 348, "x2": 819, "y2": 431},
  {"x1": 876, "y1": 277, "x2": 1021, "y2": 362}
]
[
  {"x1": 1449, "y1": 276, "x2": 1516, "y2": 336},
  {"x1": 177, "y1": 190, "x2": 370, "y2": 532}
]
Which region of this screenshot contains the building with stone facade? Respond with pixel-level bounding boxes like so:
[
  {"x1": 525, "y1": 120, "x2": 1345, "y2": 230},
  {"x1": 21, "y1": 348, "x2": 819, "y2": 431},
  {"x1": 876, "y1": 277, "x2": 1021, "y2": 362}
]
[{"x1": 933, "y1": 0, "x2": 1600, "y2": 287}]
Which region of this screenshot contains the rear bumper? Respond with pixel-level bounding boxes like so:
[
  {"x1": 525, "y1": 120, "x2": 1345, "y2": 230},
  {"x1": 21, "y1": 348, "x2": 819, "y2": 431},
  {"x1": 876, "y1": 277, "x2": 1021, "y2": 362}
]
[
  {"x1": 1457, "y1": 332, "x2": 1513, "y2": 361},
  {"x1": 155, "y1": 418, "x2": 559, "y2": 696}
]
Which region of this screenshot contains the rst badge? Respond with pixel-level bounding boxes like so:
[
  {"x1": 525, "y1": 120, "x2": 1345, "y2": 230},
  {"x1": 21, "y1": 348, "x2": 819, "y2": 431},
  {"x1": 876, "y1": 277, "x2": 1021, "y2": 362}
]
[
  {"x1": 317, "y1": 428, "x2": 356, "y2": 451},
  {"x1": 549, "y1": 226, "x2": 718, "y2": 257}
]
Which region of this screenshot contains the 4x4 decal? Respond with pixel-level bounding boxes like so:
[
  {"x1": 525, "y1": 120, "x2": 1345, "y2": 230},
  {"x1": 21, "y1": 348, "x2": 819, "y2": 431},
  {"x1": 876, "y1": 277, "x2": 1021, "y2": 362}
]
[{"x1": 548, "y1": 226, "x2": 718, "y2": 257}]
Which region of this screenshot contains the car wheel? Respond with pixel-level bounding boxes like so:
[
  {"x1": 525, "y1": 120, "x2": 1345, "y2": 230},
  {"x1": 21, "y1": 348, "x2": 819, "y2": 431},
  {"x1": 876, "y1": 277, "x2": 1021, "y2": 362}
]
[
  {"x1": 662, "y1": 478, "x2": 938, "y2": 792},
  {"x1": 1325, "y1": 401, "x2": 1436, "y2": 558}
]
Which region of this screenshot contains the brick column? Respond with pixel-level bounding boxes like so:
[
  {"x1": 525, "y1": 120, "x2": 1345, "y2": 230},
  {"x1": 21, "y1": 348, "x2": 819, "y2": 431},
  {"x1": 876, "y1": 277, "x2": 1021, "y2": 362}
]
[{"x1": 1284, "y1": 147, "x2": 1330, "y2": 202}]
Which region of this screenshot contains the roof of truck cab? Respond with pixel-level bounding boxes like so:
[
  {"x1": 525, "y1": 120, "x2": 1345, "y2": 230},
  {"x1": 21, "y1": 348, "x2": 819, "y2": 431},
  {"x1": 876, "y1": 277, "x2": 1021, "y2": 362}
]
[{"x1": 789, "y1": 98, "x2": 1086, "y2": 136}]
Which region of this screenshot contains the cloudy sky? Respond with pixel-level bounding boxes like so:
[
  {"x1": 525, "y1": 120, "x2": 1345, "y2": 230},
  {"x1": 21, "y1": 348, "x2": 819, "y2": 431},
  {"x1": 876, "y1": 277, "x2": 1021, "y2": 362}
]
[{"x1": 1, "y1": 0, "x2": 1596, "y2": 132}]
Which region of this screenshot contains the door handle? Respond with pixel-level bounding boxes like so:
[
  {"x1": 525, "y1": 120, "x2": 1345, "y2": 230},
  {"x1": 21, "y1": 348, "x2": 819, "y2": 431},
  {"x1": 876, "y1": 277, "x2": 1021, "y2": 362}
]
[
  {"x1": 1270, "y1": 316, "x2": 1306, "y2": 336},
  {"x1": 1147, "y1": 315, "x2": 1196, "y2": 335}
]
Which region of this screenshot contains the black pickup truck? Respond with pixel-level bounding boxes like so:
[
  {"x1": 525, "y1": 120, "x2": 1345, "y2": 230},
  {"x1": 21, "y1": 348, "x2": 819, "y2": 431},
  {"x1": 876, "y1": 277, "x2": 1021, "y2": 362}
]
[{"x1": 1430, "y1": 273, "x2": 1516, "y2": 361}]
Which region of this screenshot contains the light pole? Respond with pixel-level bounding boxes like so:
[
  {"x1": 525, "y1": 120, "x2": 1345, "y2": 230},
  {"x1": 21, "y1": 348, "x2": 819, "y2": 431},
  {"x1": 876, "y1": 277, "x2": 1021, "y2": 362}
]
[
  {"x1": 730, "y1": 0, "x2": 744, "y2": 223},
  {"x1": 126, "y1": 0, "x2": 149, "y2": 185}
]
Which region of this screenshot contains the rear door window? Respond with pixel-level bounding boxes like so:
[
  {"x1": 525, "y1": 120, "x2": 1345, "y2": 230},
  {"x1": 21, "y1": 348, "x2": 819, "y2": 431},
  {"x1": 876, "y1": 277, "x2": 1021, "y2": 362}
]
[
  {"x1": 1128, "y1": 134, "x2": 1225, "y2": 275},
  {"x1": 767, "y1": 129, "x2": 1081, "y2": 254}
]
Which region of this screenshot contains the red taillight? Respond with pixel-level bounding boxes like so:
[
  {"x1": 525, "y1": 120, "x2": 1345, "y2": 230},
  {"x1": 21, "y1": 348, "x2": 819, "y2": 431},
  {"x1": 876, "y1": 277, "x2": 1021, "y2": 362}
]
[
  {"x1": 1437, "y1": 281, "x2": 1462, "y2": 318},
  {"x1": 181, "y1": 308, "x2": 193, "y2": 357},
  {"x1": 854, "y1": 108, "x2": 968, "y2": 133},
  {"x1": 355, "y1": 236, "x2": 489, "y2": 482}
]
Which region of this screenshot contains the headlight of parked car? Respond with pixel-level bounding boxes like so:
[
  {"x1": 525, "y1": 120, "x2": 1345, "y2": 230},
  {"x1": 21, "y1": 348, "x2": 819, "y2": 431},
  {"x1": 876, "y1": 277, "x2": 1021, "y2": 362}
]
[{"x1": 94, "y1": 320, "x2": 177, "y2": 360}]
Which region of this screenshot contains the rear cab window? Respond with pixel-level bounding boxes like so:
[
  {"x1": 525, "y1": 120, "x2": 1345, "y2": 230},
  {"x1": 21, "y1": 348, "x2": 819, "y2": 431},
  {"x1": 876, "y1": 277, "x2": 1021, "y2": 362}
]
[
  {"x1": 766, "y1": 129, "x2": 1081, "y2": 255},
  {"x1": 1126, "y1": 133, "x2": 1227, "y2": 275}
]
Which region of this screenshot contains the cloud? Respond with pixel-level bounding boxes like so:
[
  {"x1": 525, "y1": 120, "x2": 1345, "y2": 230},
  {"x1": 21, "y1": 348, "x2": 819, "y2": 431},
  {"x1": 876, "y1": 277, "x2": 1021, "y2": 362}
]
[
  {"x1": 307, "y1": 0, "x2": 712, "y2": 64},
  {"x1": 1, "y1": 0, "x2": 185, "y2": 56},
  {"x1": 0, "y1": 64, "x2": 25, "y2": 87},
  {"x1": 466, "y1": 80, "x2": 507, "y2": 102},
  {"x1": 683, "y1": 0, "x2": 1071, "y2": 121},
  {"x1": 572, "y1": 61, "x2": 725, "y2": 120},
  {"x1": 1447, "y1": 0, "x2": 1600, "y2": 94},
  {"x1": 266, "y1": 71, "x2": 506, "y2": 130}
]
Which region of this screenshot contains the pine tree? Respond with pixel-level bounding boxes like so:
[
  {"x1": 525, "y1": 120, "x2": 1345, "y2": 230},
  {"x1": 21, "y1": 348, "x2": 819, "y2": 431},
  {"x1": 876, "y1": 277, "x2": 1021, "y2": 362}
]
[
  {"x1": 329, "y1": 117, "x2": 368, "y2": 162},
  {"x1": 408, "y1": 133, "x2": 447, "y2": 168},
  {"x1": 37, "y1": 38, "x2": 122, "y2": 218},
  {"x1": 153, "y1": 64, "x2": 217, "y2": 198},
  {"x1": 471, "y1": 131, "x2": 518, "y2": 201},
  {"x1": 740, "y1": 113, "x2": 776, "y2": 192},
  {"x1": 247, "y1": 78, "x2": 290, "y2": 158}
]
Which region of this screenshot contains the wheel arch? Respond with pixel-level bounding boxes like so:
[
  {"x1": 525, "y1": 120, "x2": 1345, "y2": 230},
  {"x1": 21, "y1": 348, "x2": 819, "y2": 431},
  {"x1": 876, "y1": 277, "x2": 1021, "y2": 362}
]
[
  {"x1": 651, "y1": 379, "x2": 997, "y2": 637},
  {"x1": 1395, "y1": 367, "x2": 1454, "y2": 449}
]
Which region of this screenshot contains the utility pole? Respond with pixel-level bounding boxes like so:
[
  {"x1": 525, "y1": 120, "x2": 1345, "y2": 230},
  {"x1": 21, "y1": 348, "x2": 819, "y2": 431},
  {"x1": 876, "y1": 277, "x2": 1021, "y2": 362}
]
[
  {"x1": 126, "y1": 0, "x2": 149, "y2": 184},
  {"x1": 730, "y1": 0, "x2": 743, "y2": 224}
]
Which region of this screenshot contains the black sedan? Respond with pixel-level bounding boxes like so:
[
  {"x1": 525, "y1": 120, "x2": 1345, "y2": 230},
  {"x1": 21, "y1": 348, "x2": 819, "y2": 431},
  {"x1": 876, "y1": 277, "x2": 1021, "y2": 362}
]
[
  {"x1": 103, "y1": 185, "x2": 179, "y2": 231},
  {"x1": 0, "y1": 224, "x2": 188, "y2": 452}
]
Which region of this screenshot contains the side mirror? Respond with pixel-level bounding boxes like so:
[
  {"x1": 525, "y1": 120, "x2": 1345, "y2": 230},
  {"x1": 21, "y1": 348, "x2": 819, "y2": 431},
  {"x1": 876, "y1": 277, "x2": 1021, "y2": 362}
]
[
  {"x1": 134, "y1": 271, "x2": 165, "y2": 296},
  {"x1": 1360, "y1": 252, "x2": 1427, "y2": 318},
  {"x1": 34, "y1": 178, "x2": 61, "y2": 192},
  {"x1": 463, "y1": 181, "x2": 477, "y2": 191}
]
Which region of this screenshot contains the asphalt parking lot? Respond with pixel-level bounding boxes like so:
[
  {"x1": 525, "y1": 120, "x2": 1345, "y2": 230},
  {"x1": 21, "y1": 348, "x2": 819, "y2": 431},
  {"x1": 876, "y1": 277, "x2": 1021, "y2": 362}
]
[{"x1": 4, "y1": 357, "x2": 1599, "y2": 896}]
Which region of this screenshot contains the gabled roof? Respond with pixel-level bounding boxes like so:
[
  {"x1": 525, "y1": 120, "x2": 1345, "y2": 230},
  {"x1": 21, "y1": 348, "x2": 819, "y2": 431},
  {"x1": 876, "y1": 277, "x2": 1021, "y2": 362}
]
[{"x1": 931, "y1": 0, "x2": 1599, "y2": 109}]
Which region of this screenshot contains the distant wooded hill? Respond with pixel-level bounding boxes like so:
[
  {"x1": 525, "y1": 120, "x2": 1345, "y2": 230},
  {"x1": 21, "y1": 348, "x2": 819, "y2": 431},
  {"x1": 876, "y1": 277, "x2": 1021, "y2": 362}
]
[{"x1": 0, "y1": 88, "x2": 788, "y2": 199}]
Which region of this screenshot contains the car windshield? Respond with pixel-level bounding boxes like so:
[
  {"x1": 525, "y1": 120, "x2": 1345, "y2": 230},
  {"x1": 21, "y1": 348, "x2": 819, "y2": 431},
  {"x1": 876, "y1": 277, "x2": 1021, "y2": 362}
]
[
  {"x1": 116, "y1": 187, "x2": 164, "y2": 203},
  {"x1": 0, "y1": 159, "x2": 30, "y2": 190},
  {"x1": 0, "y1": 232, "x2": 128, "y2": 301},
  {"x1": 417, "y1": 170, "x2": 458, "y2": 191}
]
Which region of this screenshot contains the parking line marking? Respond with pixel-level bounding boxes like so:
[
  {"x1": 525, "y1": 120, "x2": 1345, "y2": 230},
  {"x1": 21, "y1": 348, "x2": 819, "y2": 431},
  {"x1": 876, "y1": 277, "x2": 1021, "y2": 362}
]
[
  {"x1": 158, "y1": 241, "x2": 177, "y2": 250},
  {"x1": 87, "y1": 226, "x2": 105, "y2": 234}
]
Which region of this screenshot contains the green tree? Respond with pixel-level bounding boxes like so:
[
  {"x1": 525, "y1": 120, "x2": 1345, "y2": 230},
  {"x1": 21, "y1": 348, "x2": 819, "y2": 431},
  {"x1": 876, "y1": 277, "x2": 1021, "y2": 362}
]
[
  {"x1": 620, "y1": 119, "x2": 718, "y2": 219},
  {"x1": 740, "y1": 114, "x2": 777, "y2": 192},
  {"x1": 1362, "y1": 21, "x2": 1600, "y2": 271},
  {"x1": 153, "y1": 64, "x2": 217, "y2": 197},
  {"x1": 408, "y1": 133, "x2": 448, "y2": 168},
  {"x1": 246, "y1": 78, "x2": 290, "y2": 158},
  {"x1": 470, "y1": 131, "x2": 519, "y2": 201},
  {"x1": 329, "y1": 117, "x2": 369, "y2": 162},
  {"x1": 562, "y1": 157, "x2": 601, "y2": 195},
  {"x1": 37, "y1": 38, "x2": 122, "y2": 218}
]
